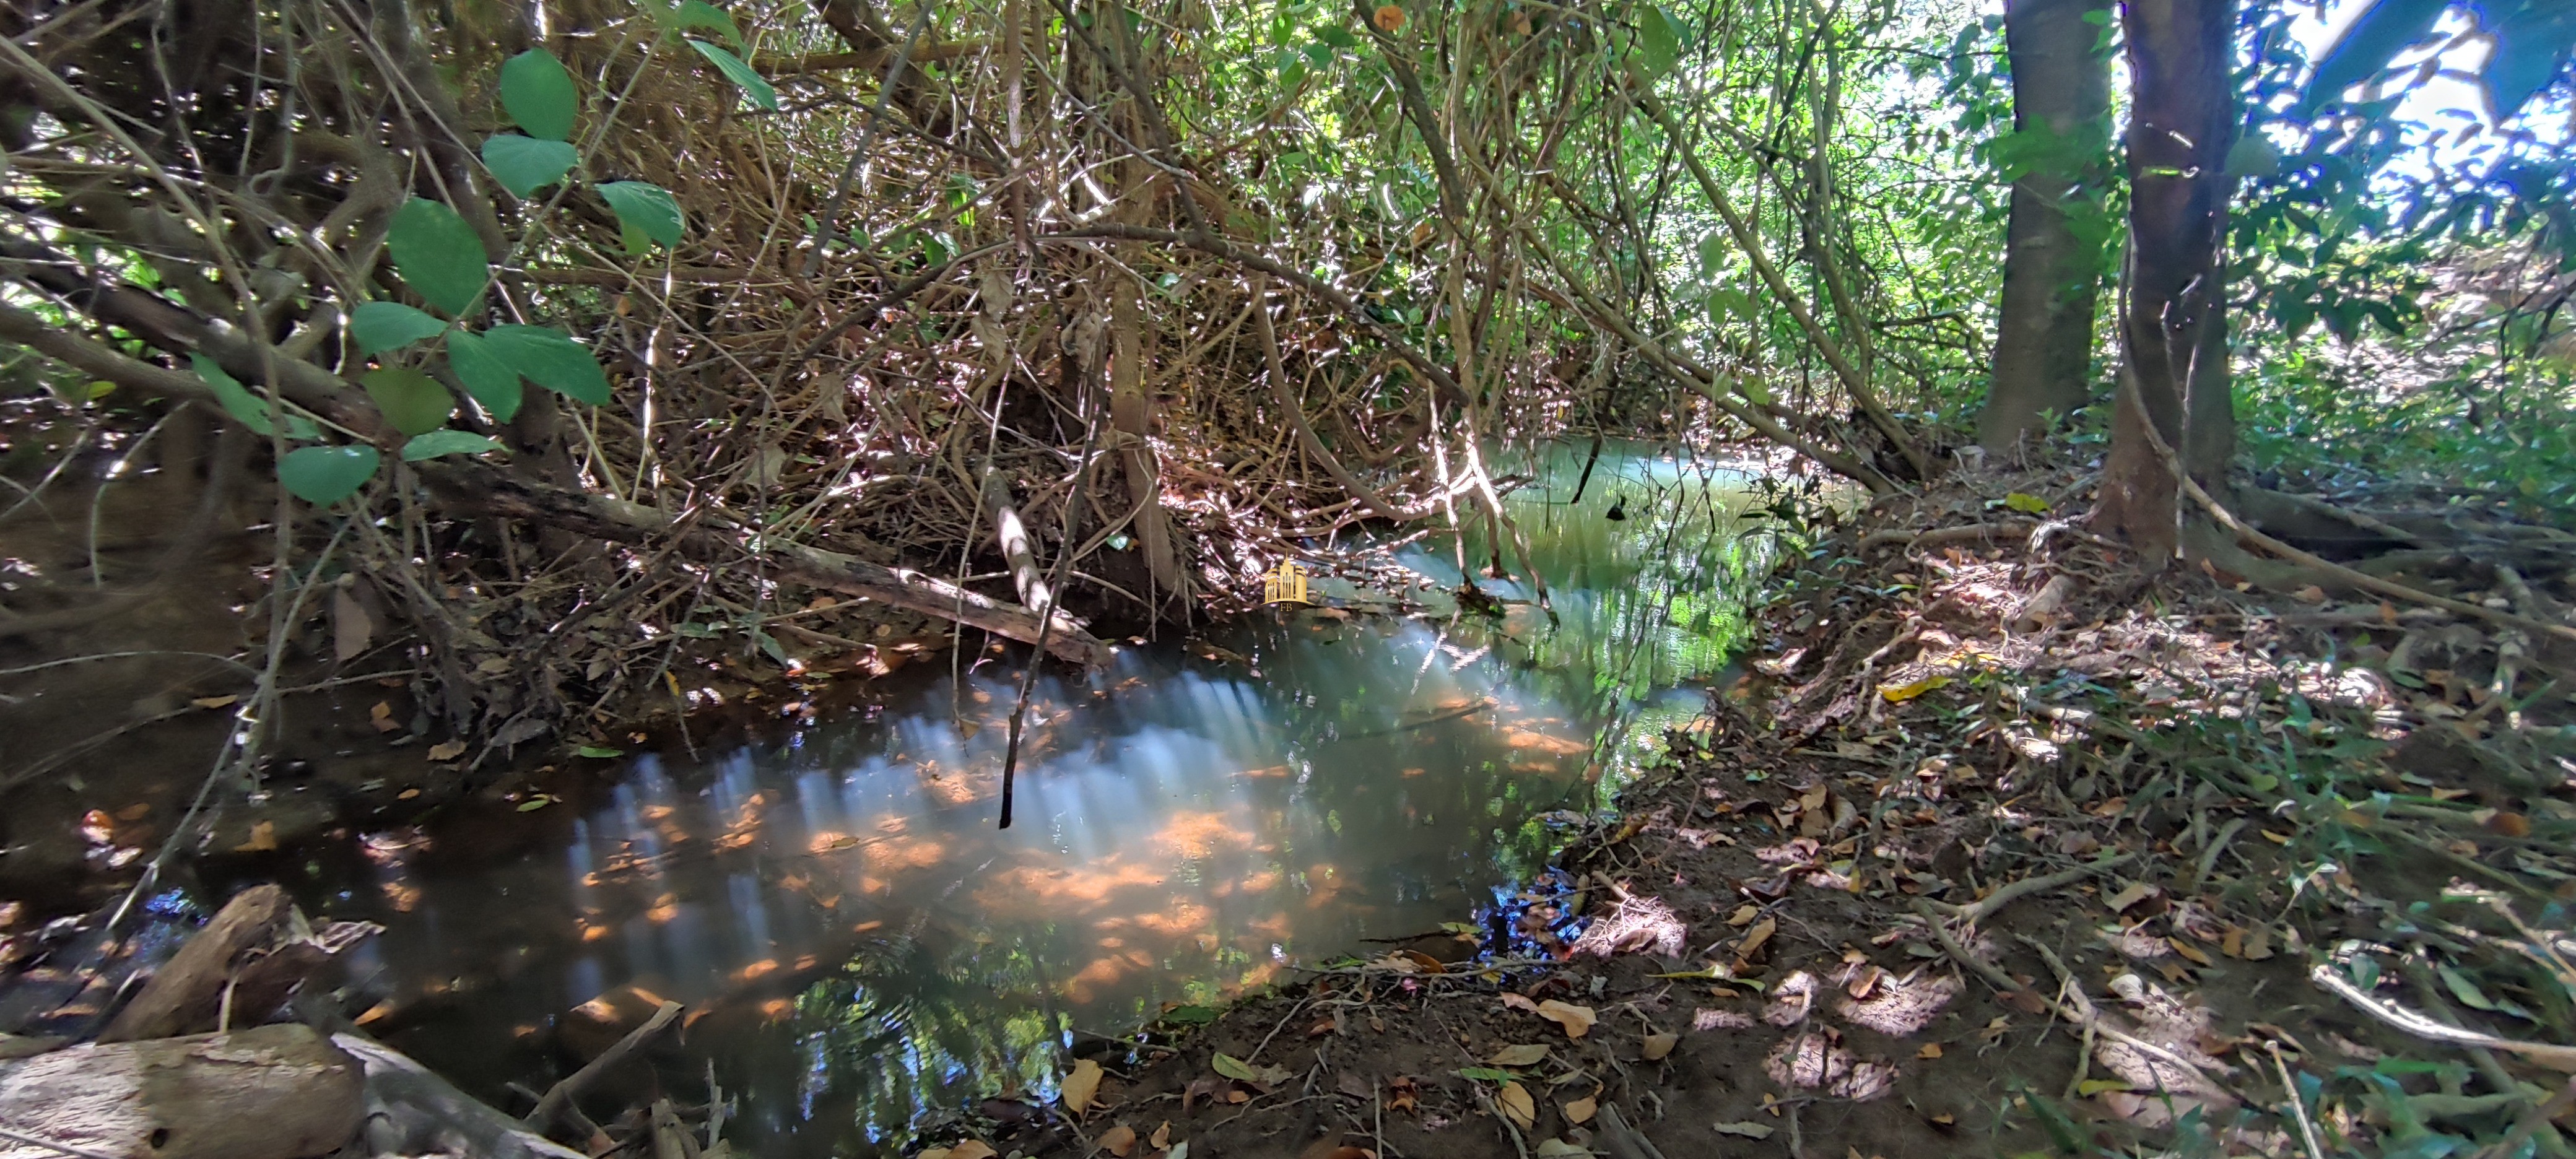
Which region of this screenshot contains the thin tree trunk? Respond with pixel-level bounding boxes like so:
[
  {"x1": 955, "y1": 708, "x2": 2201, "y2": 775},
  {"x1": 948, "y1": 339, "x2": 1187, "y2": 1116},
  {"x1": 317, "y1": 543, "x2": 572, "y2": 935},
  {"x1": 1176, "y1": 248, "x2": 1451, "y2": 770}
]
[
  {"x1": 1978, "y1": 0, "x2": 2115, "y2": 454},
  {"x1": 2095, "y1": 0, "x2": 2237, "y2": 564}
]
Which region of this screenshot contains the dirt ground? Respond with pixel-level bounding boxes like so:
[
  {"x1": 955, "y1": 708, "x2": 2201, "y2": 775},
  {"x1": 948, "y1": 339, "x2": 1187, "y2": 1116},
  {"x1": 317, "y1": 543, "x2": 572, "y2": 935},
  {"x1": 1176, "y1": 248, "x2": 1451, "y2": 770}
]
[{"x1": 915, "y1": 461, "x2": 2576, "y2": 1159}]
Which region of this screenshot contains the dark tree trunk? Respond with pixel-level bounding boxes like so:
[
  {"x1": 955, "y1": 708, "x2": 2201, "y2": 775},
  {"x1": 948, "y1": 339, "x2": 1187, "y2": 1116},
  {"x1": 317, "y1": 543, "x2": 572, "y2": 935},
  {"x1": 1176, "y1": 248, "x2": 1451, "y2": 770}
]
[
  {"x1": 2095, "y1": 0, "x2": 2239, "y2": 565},
  {"x1": 1978, "y1": 0, "x2": 2117, "y2": 455}
]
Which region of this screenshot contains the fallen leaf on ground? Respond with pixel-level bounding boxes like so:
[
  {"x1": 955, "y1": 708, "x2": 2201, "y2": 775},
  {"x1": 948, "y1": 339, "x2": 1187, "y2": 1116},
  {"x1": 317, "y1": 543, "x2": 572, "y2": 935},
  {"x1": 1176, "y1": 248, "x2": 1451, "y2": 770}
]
[
  {"x1": 190, "y1": 695, "x2": 238, "y2": 710},
  {"x1": 1500, "y1": 993, "x2": 1540, "y2": 1013},
  {"x1": 370, "y1": 700, "x2": 399, "y2": 732},
  {"x1": 427, "y1": 739, "x2": 467, "y2": 762},
  {"x1": 1726, "y1": 904, "x2": 1759, "y2": 926},
  {"x1": 2104, "y1": 882, "x2": 2157, "y2": 913},
  {"x1": 1489, "y1": 1044, "x2": 1550, "y2": 1067},
  {"x1": 234, "y1": 820, "x2": 277, "y2": 853},
  {"x1": 1878, "y1": 675, "x2": 1951, "y2": 703},
  {"x1": 1151, "y1": 1122, "x2": 1171, "y2": 1149},
  {"x1": 1562, "y1": 1096, "x2": 1597, "y2": 1124},
  {"x1": 1736, "y1": 917, "x2": 1777, "y2": 961},
  {"x1": 2169, "y1": 937, "x2": 2213, "y2": 966},
  {"x1": 1536, "y1": 1001, "x2": 1597, "y2": 1038},
  {"x1": 1713, "y1": 1121, "x2": 1775, "y2": 1139},
  {"x1": 1063, "y1": 1058, "x2": 1102, "y2": 1116},
  {"x1": 1917, "y1": 1043, "x2": 1943, "y2": 1059},
  {"x1": 1099, "y1": 1124, "x2": 1138, "y2": 1157},
  {"x1": 1497, "y1": 1080, "x2": 1536, "y2": 1129},
  {"x1": 1642, "y1": 1033, "x2": 1677, "y2": 1061}
]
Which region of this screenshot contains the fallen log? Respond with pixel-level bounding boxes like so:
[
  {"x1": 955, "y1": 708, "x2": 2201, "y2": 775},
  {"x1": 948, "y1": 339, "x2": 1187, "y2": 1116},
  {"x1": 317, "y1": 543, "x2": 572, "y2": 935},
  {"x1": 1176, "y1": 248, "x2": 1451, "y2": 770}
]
[
  {"x1": 329, "y1": 1034, "x2": 588, "y2": 1159},
  {"x1": 98, "y1": 886, "x2": 379, "y2": 1044},
  {"x1": 0, "y1": 1024, "x2": 363, "y2": 1159}
]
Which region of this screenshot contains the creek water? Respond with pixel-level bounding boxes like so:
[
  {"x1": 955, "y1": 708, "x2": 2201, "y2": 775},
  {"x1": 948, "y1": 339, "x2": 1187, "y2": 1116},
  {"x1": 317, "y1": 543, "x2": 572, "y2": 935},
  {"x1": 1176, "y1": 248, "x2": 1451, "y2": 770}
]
[{"x1": 344, "y1": 441, "x2": 1789, "y2": 1155}]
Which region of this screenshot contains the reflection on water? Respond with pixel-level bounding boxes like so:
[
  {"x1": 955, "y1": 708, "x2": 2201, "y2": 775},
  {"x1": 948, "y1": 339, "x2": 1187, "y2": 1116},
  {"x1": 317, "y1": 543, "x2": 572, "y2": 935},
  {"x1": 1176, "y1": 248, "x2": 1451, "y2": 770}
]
[{"x1": 354, "y1": 442, "x2": 1786, "y2": 1156}]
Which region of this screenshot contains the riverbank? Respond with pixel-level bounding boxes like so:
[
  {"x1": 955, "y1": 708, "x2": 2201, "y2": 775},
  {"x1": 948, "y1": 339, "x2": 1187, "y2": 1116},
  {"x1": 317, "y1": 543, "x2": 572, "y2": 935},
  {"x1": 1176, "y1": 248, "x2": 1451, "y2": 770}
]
[{"x1": 988, "y1": 456, "x2": 2576, "y2": 1159}]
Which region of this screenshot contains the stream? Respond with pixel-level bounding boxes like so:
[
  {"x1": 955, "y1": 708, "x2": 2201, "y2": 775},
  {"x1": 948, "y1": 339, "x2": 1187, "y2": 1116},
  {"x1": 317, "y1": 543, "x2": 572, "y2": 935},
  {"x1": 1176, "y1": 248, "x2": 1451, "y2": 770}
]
[{"x1": 322, "y1": 441, "x2": 1788, "y2": 1155}]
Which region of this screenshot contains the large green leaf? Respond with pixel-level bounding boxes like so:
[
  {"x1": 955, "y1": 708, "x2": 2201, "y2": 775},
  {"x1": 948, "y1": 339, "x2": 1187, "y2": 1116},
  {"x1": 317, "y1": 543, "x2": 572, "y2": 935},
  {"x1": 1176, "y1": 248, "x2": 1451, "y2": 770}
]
[
  {"x1": 2299, "y1": 0, "x2": 2448, "y2": 113},
  {"x1": 349, "y1": 302, "x2": 450, "y2": 355},
  {"x1": 194, "y1": 353, "x2": 281, "y2": 435},
  {"x1": 2481, "y1": 1, "x2": 2576, "y2": 117},
  {"x1": 483, "y1": 324, "x2": 611, "y2": 405},
  {"x1": 445, "y1": 329, "x2": 524, "y2": 421},
  {"x1": 666, "y1": 0, "x2": 744, "y2": 47},
  {"x1": 387, "y1": 199, "x2": 491, "y2": 317},
  {"x1": 1635, "y1": 6, "x2": 1686, "y2": 78},
  {"x1": 686, "y1": 40, "x2": 780, "y2": 111},
  {"x1": 401, "y1": 430, "x2": 505, "y2": 461},
  {"x1": 499, "y1": 48, "x2": 580, "y2": 142},
  {"x1": 277, "y1": 445, "x2": 381, "y2": 505},
  {"x1": 481, "y1": 134, "x2": 580, "y2": 197},
  {"x1": 362, "y1": 367, "x2": 457, "y2": 436},
  {"x1": 598, "y1": 181, "x2": 686, "y2": 247}
]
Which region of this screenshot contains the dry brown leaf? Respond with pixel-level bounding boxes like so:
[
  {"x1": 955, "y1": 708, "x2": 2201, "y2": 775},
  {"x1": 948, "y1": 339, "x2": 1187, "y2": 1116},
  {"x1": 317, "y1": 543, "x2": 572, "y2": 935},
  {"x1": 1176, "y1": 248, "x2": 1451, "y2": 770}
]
[
  {"x1": 233, "y1": 820, "x2": 277, "y2": 853},
  {"x1": 1488, "y1": 1044, "x2": 1550, "y2": 1067},
  {"x1": 2169, "y1": 937, "x2": 2213, "y2": 966},
  {"x1": 1151, "y1": 1122, "x2": 1172, "y2": 1149},
  {"x1": 1726, "y1": 904, "x2": 1759, "y2": 927},
  {"x1": 333, "y1": 588, "x2": 373, "y2": 662},
  {"x1": 944, "y1": 1144, "x2": 998, "y2": 1159},
  {"x1": 1917, "y1": 1043, "x2": 1943, "y2": 1059},
  {"x1": 1497, "y1": 1080, "x2": 1536, "y2": 1130},
  {"x1": 2104, "y1": 882, "x2": 2157, "y2": 913},
  {"x1": 1641, "y1": 1033, "x2": 1677, "y2": 1061},
  {"x1": 1063, "y1": 1058, "x2": 1103, "y2": 1117},
  {"x1": 1561, "y1": 1096, "x2": 1596, "y2": 1124},
  {"x1": 190, "y1": 695, "x2": 238, "y2": 710},
  {"x1": 370, "y1": 700, "x2": 399, "y2": 733},
  {"x1": 2242, "y1": 926, "x2": 2275, "y2": 960},
  {"x1": 1099, "y1": 1125, "x2": 1138, "y2": 1158},
  {"x1": 1713, "y1": 1121, "x2": 1775, "y2": 1139},
  {"x1": 1500, "y1": 993, "x2": 1540, "y2": 1014},
  {"x1": 427, "y1": 740, "x2": 468, "y2": 762},
  {"x1": 1736, "y1": 917, "x2": 1777, "y2": 960},
  {"x1": 1536, "y1": 1001, "x2": 1597, "y2": 1038},
  {"x1": 115, "y1": 803, "x2": 149, "y2": 821}
]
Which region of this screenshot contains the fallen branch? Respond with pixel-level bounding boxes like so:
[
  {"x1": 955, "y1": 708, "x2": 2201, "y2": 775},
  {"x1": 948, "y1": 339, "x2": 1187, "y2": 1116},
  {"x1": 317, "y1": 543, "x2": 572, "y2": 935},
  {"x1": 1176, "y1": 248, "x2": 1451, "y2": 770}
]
[
  {"x1": 1859, "y1": 519, "x2": 2041, "y2": 552},
  {"x1": 2310, "y1": 963, "x2": 2576, "y2": 1072},
  {"x1": 523, "y1": 1001, "x2": 682, "y2": 1136},
  {"x1": 1930, "y1": 853, "x2": 2133, "y2": 926}
]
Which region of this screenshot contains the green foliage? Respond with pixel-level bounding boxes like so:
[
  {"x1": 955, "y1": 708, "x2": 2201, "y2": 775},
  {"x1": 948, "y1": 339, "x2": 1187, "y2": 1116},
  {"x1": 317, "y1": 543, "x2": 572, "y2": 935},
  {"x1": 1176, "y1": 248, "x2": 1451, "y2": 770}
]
[
  {"x1": 401, "y1": 430, "x2": 505, "y2": 460},
  {"x1": 444, "y1": 329, "x2": 524, "y2": 422},
  {"x1": 360, "y1": 367, "x2": 456, "y2": 436},
  {"x1": 386, "y1": 199, "x2": 490, "y2": 317},
  {"x1": 687, "y1": 40, "x2": 779, "y2": 111},
  {"x1": 349, "y1": 302, "x2": 449, "y2": 355},
  {"x1": 191, "y1": 354, "x2": 314, "y2": 440},
  {"x1": 664, "y1": 0, "x2": 744, "y2": 48},
  {"x1": 2300, "y1": 0, "x2": 2575, "y2": 118},
  {"x1": 482, "y1": 324, "x2": 611, "y2": 405},
  {"x1": 598, "y1": 181, "x2": 685, "y2": 248},
  {"x1": 498, "y1": 48, "x2": 580, "y2": 142},
  {"x1": 481, "y1": 134, "x2": 580, "y2": 197},
  {"x1": 276, "y1": 445, "x2": 380, "y2": 505}
]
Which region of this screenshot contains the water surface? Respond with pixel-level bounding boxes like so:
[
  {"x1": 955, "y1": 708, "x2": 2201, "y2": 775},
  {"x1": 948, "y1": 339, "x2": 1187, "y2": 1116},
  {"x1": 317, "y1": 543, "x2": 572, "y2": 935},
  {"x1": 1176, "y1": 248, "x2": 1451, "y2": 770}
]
[{"x1": 349, "y1": 441, "x2": 1788, "y2": 1154}]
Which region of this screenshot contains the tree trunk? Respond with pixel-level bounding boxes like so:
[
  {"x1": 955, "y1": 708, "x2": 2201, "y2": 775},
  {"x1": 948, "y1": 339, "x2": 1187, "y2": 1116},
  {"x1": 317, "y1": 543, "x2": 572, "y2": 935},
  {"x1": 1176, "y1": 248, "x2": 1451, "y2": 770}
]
[
  {"x1": 0, "y1": 1025, "x2": 364, "y2": 1159},
  {"x1": 1978, "y1": 0, "x2": 2116, "y2": 454},
  {"x1": 2095, "y1": 0, "x2": 2239, "y2": 564}
]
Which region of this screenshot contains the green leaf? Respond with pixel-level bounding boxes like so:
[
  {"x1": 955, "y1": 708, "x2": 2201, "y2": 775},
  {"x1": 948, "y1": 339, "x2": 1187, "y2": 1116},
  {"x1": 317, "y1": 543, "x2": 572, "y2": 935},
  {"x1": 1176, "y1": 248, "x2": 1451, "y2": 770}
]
[
  {"x1": 276, "y1": 445, "x2": 381, "y2": 505},
  {"x1": 686, "y1": 40, "x2": 779, "y2": 111},
  {"x1": 350, "y1": 302, "x2": 450, "y2": 355},
  {"x1": 193, "y1": 353, "x2": 282, "y2": 436},
  {"x1": 401, "y1": 429, "x2": 505, "y2": 461},
  {"x1": 1161, "y1": 1005, "x2": 1221, "y2": 1025},
  {"x1": 575, "y1": 745, "x2": 625, "y2": 758},
  {"x1": 2482, "y1": 7, "x2": 2576, "y2": 118},
  {"x1": 482, "y1": 324, "x2": 611, "y2": 404},
  {"x1": 2440, "y1": 964, "x2": 2499, "y2": 1012},
  {"x1": 387, "y1": 199, "x2": 490, "y2": 317},
  {"x1": 1456, "y1": 1067, "x2": 1513, "y2": 1082},
  {"x1": 518, "y1": 796, "x2": 554, "y2": 811},
  {"x1": 598, "y1": 181, "x2": 685, "y2": 247},
  {"x1": 2002, "y1": 492, "x2": 2051, "y2": 514},
  {"x1": 362, "y1": 367, "x2": 457, "y2": 436},
  {"x1": 666, "y1": 0, "x2": 744, "y2": 48},
  {"x1": 499, "y1": 48, "x2": 580, "y2": 142},
  {"x1": 2299, "y1": 0, "x2": 2447, "y2": 115},
  {"x1": 445, "y1": 329, "x2": 524, "y2": 422},
  {"x1": 481, "y1": 133, "x2": 580, "y2": 197},
  {"x1": 1634, "y1": 5, "x2": 1685, "y2": 77},
  {"x1": 1211, "y1": 1053, "x2": 1256, "y2": 1082}
]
